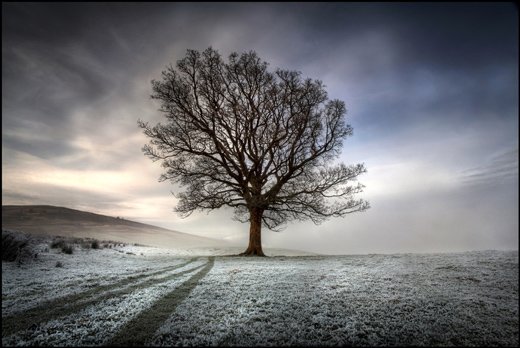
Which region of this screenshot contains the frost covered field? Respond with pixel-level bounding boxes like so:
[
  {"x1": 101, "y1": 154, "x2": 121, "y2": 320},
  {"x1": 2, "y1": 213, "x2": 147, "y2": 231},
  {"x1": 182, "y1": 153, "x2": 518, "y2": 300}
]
[{"x1": 2, "y1": 231, "x2": 518, "y2": 347}]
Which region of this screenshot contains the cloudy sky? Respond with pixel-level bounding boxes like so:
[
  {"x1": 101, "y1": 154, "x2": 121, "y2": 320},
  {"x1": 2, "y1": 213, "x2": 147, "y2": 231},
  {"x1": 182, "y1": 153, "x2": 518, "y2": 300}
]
[{"x1": 2, "y1": 3, "x2": 518, "y2": 254}]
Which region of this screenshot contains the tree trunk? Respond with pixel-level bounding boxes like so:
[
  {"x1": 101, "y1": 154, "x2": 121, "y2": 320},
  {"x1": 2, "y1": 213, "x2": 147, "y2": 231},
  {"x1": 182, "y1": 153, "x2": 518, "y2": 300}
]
[{"x1": 239, "y1": 208, "x2": 265, "y2": 256}]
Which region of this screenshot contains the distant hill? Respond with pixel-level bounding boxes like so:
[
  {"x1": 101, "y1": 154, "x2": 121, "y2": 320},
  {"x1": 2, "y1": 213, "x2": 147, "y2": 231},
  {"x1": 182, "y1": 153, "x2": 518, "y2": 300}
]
[
  {"x1": 3, "y1": 205, "x2": 186, "y2": 231},
  {"x1": 1, "y1": 205, "x2": 226, "y2": 250},
  {"x1": 2, "y1": 205, "x2": 318, "y2": 256}
]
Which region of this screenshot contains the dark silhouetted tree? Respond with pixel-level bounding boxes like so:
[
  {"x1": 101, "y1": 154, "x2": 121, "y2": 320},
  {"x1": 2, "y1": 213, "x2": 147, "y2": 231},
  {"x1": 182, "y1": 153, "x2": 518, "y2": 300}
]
[{"x1": 139, "y1": 47, "x2": 369, "y2": 256}]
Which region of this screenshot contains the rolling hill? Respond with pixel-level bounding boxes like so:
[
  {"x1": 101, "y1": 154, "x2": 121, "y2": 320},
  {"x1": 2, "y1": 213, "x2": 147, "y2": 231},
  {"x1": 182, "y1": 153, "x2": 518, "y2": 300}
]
[
  {"x1": 1, "y1": 205, "x2": 316, "y2": 256},
  {"x1": 1, "y1": 205, "x2": 227, "y2": 250}
]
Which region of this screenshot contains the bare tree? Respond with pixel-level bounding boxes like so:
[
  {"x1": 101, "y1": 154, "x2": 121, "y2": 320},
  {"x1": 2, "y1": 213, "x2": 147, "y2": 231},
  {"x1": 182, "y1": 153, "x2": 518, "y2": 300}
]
[{"x1": 139, "y1": 47, "x2": 369, "y2": 256}]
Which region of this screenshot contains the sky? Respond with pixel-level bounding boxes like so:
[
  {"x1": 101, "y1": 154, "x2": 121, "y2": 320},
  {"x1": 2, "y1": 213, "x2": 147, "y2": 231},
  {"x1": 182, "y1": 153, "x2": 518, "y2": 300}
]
[{"x1": 2, "y1": 2, "x2": 518, "y2": 255}]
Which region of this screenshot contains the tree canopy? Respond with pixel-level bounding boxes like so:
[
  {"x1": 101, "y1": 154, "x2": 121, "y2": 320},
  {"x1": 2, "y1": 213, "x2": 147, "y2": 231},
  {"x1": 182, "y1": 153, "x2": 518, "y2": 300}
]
[{"x1": 139, "y1": 47, "x2": 369, "y2": 255}]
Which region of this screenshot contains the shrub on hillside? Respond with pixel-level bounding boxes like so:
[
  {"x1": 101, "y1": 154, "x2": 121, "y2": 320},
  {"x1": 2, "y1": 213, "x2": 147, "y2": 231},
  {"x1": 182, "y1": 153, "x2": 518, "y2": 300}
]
[
  {"x1": 49, "y1": 238, "x2": 74, "y2": 254},
  {"x1": 2, "y1": 229, "x2": 37, "y2": 264},
  {"x1": 50, "y1": 239, "x2": 66, "y2": 249},
  {"x1": 61, "y1": 244, "x2": 74, "y2": 254}
]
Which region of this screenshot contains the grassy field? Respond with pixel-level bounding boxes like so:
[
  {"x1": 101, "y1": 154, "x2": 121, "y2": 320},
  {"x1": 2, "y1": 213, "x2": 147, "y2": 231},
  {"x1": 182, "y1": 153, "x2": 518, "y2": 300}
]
[{"x1": 2, "y1": 230, "x2": 518, "y2": 346}]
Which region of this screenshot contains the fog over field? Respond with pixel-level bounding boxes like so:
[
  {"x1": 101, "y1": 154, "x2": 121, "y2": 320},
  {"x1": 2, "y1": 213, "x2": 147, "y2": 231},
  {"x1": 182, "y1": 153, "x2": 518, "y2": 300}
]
[
  {"x1": 2, "y1": 3, "x2": 518, "y2": 255},
  {"x1": 1, "y1": 206, "x2": 315, "y2": 256}
]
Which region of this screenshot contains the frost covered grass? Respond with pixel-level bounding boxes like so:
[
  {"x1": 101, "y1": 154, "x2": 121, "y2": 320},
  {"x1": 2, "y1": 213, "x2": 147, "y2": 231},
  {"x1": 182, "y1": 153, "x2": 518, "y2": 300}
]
[
  {"x1": 2, "y1": 238, "x2": 189, "y2": 318},
  {"x1": 150, "y1": 251, "x2": 518, "y2": 347},
  {"x1": 2, "y1": 230, "x2": 518, "y2": 347}
]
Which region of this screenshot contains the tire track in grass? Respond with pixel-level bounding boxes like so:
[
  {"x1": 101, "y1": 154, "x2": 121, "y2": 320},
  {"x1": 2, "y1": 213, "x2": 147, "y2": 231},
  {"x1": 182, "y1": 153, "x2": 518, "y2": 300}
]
[
  {"x1": 108, "y1": 257, "x2": 215, "y2": 347},
  {"x1": 2, "y1": 257, "x2": 197, "y2": 320},
  {"x1": 4, "y1": 258, "x2": 196, "y2": 317},
  {"x1": 1, "y1": 258, "x2": 203, "y2": 337},
  {"x1": 6, "y1": 267, "x2": 156, "y2": 299}
]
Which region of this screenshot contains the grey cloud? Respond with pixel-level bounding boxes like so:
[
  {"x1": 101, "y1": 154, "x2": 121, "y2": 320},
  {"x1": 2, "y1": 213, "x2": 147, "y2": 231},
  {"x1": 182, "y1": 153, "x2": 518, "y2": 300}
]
[
  {"x1": 2, "y1": 134, "x2": 82, "y2": 160},
  {"x1": 353, "y1": 66, "x2": 518, "y2": 140},
  {"x1": 273, "y1": 3, "x2": 517, "y2": 72},
  {"x1": 460, "y1": 148, "x2": 519, "y2": 186},
  {"x1": 391, "y1": 3, "x2": 518, "y2": 71},
  {"x1": 2, "y1": 184, "x2": 123, "y2": 212},
  {"x1": 260, "y1": 4, "x2": 518, "y2": 149}
]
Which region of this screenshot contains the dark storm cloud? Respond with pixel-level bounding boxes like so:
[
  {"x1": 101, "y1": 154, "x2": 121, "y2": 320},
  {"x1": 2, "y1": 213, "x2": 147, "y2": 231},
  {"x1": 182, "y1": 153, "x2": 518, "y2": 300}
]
[
  {"x1": 3, "y1": 7, "x2": 135, "y2": 97},
  {"x1": 296, "y1": 2, "x2": 517, "y2": 70},
  {"x1": 1, "y1": 2, "x2": 171, "y2": 49},
  {"x1": 3, "y1": 3, "x2": 516, "y2": 145},
  {"x1": 280, "y1": 3, "x2": 518, "y2": 136},
  {"x1": 2, "y1": 3, "x2": 177, "y2": 134},
  {"x1": 1, "y1": 3, "x2": 266, "y2": 164},
  {"x1": 2, "y1": 48, "x2": 113, "y2": 132},
  {"x1": 287, "y1": 3, "x2": 513, "y2": 147}
]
